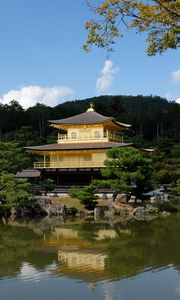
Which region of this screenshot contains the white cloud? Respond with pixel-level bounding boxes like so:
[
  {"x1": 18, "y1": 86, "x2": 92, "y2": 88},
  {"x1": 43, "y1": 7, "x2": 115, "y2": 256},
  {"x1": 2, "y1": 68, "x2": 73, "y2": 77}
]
[
  {"x1": 19, "y1": 262, "x2": 57, "y2": 282},
  {"x1": 171, "y1": 69, "x2": 180, "y2": 83},
  {"x1": 164, "y1": 93, "x2": 180, "y2": 103},
  {"x1": 96, "y1": 59, "x2": 119, "y2": 94},
  {"x1": 0, "y1": 85, "x2": 74, "y2": 109}
]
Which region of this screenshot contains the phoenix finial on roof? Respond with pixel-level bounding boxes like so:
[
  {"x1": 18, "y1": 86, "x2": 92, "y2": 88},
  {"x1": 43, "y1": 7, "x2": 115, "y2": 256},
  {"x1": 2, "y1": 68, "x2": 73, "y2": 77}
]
[{"x1": 87, "y1": 101, "x2": 94, "y2": 112}]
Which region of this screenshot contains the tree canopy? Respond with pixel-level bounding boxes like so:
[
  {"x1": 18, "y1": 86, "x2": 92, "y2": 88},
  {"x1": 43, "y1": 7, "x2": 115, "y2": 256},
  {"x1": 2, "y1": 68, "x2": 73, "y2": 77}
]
[
  {"x1": 0, "y1": 141, "x2": 30, "y2": 173},
  {"x1": 0, "y1": 95, "x2": 179, "y2": 142},
  {"x1": 84, "y1": 0, "x2": 180, "y2": 55},
  {"x1": 0, "y1": 95, "x2": 179, "y2": 189},
  {"x1": 98, "y1": 147, "x2": 153, "y2": 197},
  {"x1": 0, "y1": 172, "x2": 31, "y2": 204},
  {"x1": 69, "y1": 185, "x2": 99, "y2": 210}
]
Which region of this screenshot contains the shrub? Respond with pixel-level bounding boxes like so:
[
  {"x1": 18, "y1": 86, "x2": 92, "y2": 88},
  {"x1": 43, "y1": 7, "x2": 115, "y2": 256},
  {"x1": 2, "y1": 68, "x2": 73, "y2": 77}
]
[
  {"x1": 0, "y1": 204, "x2": 14, "y2": 217},
  {"x1": 155, "y1": 200, "x2": 178, "y2": 213},
  {"x1": 78, "y1": 185, "x2": 98, "y2": 210},
  {"x1": 68, "y1": 186, "x2": 81, "y2": 198},
  {"x1": 66, "y1": 207, "x2": 78, "y2": 215}
]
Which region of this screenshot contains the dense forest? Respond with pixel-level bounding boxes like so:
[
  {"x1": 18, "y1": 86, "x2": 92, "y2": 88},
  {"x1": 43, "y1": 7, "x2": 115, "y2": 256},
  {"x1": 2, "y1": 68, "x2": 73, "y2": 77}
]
[
  {"x1": 0, "y1": 95, "x2": 180, "y2": 142},
  {"x1": 0, "y1": 95, "x2": 179, "y2": 187}
]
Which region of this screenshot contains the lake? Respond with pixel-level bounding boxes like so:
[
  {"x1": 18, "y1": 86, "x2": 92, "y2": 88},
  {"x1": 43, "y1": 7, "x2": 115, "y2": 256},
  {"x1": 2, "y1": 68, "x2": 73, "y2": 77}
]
[{"x1": 0, "y1": 215, "x2": 180, "y2": 300}]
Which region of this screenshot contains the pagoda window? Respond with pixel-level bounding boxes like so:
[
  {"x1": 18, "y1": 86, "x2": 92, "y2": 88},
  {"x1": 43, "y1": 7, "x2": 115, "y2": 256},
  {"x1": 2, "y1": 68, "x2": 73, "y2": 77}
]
[
  {"x1": 71, "y1": 132, "x2": 77, "y2": 139},
  {"x1": 94, "y1": 131, "x2": 100, "y2": 138}
]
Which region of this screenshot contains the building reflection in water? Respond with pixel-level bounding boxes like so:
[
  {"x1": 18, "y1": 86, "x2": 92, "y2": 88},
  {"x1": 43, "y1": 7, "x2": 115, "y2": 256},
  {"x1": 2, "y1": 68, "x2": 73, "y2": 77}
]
[{"x1": 42, "y1": 226, "x2": 119, "y2": 288}]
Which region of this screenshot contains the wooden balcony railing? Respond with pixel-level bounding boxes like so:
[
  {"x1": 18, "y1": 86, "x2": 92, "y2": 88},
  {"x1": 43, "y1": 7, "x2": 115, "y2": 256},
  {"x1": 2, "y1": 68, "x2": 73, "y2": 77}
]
[
  {"x1": 57, "y1": 133, "x2": 123, "y2": 143},
  {"x1": 34, "y1": 161, "x2": 105, "y2": 169}
]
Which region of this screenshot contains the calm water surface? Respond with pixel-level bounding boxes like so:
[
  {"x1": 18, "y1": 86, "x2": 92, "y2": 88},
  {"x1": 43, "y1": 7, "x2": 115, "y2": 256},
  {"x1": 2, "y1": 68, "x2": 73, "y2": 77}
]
[{"x1": 0, "y1": 215, "x2": 180, "y2": 300}]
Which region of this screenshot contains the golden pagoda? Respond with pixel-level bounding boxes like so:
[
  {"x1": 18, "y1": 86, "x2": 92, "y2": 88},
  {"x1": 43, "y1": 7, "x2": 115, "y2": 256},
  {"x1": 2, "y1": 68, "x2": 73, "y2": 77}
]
[{"x1": 25, "y1": 104, "x2": 132, "y2": 185}]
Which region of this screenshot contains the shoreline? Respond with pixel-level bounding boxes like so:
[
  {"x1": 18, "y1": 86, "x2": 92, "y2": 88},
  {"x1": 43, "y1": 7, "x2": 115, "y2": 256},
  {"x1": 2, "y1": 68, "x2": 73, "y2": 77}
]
[{"x1": 1, "y1": 194, "x2": 178, "y2": 221}]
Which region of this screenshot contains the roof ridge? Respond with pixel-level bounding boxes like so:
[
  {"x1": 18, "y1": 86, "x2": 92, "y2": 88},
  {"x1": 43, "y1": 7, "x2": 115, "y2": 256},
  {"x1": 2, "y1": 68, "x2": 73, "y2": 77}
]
[{"x1": 48, "y1": 109, "x2": 113, "y2": 125}]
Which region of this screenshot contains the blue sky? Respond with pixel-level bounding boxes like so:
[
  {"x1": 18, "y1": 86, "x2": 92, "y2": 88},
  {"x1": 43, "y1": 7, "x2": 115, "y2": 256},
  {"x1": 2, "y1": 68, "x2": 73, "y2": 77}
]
[{"x1": 0, "y1": 0, "x2": 179, "y2": 108}]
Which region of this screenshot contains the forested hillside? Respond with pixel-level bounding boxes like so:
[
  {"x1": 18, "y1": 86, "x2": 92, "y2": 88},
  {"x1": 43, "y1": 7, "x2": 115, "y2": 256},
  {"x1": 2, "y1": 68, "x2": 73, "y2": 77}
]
[
  {"x1": 0, "y1": 95, "x2": 179, "y2": 186},
  {"x1": 0, "y1": 95, "x2": 179, "y2": 143}
]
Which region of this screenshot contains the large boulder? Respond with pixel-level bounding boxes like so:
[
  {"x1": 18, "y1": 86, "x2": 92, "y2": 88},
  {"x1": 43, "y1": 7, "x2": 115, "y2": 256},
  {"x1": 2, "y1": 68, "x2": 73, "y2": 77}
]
[
  {"x1": 33, "y1": 198, "x2": 67, "y2": 216},
  {"x1": 10, "y1": 205, "x2": 35, "y2": 218},
  {"x1": 94, "y1": 206, "x2": 105, "y2": 217},
  {"x1": 132, "y1": 205, "x2": 159, "y2": 220},
  {"x1": 115, "y1": 193, "x2": 128, "y2": 203},
  {"x1": 10, "y1": 198, "x2": 68, "y2": 218},
  {"x1": 108, "y1": 202, "x2": 134, "y2": 217},
  {"x1": 32, "y1": 198, "x2": 52, "y2": 215}
]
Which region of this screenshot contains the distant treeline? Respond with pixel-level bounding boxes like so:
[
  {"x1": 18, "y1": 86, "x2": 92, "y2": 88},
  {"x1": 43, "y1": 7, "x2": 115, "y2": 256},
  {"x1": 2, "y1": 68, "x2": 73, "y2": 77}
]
[
  {"x1": 0, "y1": 95, "x2": 179, "y2": 186},
  {"x1": 0, "y1": 95, "x2": 179, "y2": 145}
]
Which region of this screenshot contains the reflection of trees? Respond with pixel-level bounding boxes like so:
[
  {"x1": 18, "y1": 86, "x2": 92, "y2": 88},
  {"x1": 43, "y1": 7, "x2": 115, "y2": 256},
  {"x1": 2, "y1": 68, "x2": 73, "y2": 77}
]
[
  {"x1": 1, "y1": 216, "x2": 180, "y2": 282},
  {"x1": 0, "y1": 223, "x2": 57, "y2": 279},
  {"x1": 105, "y1": 216, "x2": 180, "y2": 279},
  {"x1": 70, "y1": 222, "x2": 101, "y2": 243},
  {"x1": 69, "y1": 216, "x2": 180, "y2": 280}
]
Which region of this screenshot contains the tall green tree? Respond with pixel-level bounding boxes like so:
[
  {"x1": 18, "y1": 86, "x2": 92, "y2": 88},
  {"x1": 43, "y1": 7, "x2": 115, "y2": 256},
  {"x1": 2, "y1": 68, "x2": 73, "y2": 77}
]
[
  {"x1": 172, "y1": 178, "x2": 180, "y2": 193},
  {"x1": 14, "y1": 126, "x2": 40, "y2": 146},
  {"x1": 99, "y1": 147, "x2": 153, "y2": 198},
  {"x1": 40, "y1": 178, "x2": 55, "y2": 195},
  {"x1": 0, "y1": 100, "x2": 25, "y2": 136},
  {"x1": 69, "y1": 185, "x2": 99, "y2": 210},
  {"x1": 78, "y1": 185, "x2": 99, "y2": 210},
  {"x1": 84, "y1": 0, "x2": 180, "y2": 55},
  {"x1": 0, "y1": 172, "x2": 31, "y2": 204},
  {"x1": 25, "y1": 103, "x2": 53, "y2": 138},
  {"x1": 0, "y1": 141, "x2": 30, "y2": 173},
  {"x1": 152, "y1": 138, "x2": 180, "y2": 184}
]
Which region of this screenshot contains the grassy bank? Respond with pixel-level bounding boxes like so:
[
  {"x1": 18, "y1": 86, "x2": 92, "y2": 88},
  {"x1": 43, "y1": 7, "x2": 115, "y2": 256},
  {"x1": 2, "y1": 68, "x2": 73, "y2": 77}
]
[{"x1": 40, "y1": 195, "x2": 111, "y2": 211}]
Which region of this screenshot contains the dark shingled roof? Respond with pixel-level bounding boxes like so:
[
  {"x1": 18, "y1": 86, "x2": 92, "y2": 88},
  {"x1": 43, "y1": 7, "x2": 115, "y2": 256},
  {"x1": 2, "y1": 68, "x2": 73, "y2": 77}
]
[
  {"x1": 49, "y1": 110, "x2": 131, "y2": 128},
  {"x1": 25, "y1": 142, "x2": 133, "y2": 152}
]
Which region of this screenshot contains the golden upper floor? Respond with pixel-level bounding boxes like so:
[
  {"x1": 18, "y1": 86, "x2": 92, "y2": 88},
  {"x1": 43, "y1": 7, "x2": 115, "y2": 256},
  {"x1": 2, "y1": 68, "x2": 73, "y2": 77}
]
[
  {"x1": 49, "y1": 105, "x2": 131, "y2": 144},
  {"x1": 25, "y1": 105, "x2": 133, "y2": 169}
]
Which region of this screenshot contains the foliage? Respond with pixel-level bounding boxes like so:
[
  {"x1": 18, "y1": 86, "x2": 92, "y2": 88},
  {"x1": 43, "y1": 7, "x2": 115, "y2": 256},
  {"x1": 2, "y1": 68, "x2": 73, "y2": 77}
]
[
  {"x1": 152, "y1": 138, "x2": 180, "y2": 183},
  {"x1": 56, "y1": 95, "x2": 180, "y2": 142},
  {"x1": 154, "y1": 200, "x2": 178, "y2": 213},
  {"x1": 25, "y1": 103, "x2": 53, "y2": 138},
  {"x1": 0, "y1": 100, "x2": 25, "y2": 134},
  {"x1": 40, "y1": 178, "x2": 55, "y2": 195},
  {"x1": 0, "y1": 141, "x2": 31, "y2": 173},
  {"x1": 0, "y1": 95, "x2": 179, "y2": 191},
  {"x1": 0, "y1": 204, "x2": 14, "y2": 217},
  {"x1": 68, "y1": 186, "x2": 81, "y2": 198},
  {"x1": 70, "y1": 222, "x2": 101, "y2": 242},
  {"x1": 14, "y1": 126, "x2": 40, "y2": 146},
  {"x1": 99, "y1": 147, "x2": 153, "y2": 197},
  {"x1": 66, "y1": 207, "x2": 78, "y2": 215},
  {"x1": 0, "y1": 95, "x2": 179, "y2": 143},
  {"x1": 69, "y1": 185, "x2": 99, "y2": 210},
  {"x1": 84, "y1": 0, "x2": 180, "y2": 55},
  {"x1": 0, "y1": 172, "x2": 31, "y2": 204},
  {"x1": 171, "y1": 179, "x2": 180, "y2": 193},
  {"x1": 1, "y1": 216, "x2": 180, "y2": 281},
  {"x1": 46, "y1": 129, "x2": 59, "y2": 144}
]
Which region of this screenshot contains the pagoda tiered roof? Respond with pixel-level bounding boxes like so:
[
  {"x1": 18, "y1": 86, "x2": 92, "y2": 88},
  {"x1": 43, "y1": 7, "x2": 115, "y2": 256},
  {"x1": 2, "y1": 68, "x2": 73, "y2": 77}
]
[
  {"x1": 49, "y1": 109, "x2": 131, "y2": 129},
  {"x1": 25, "y1": 142, "x2": 133, "y2": 152}
]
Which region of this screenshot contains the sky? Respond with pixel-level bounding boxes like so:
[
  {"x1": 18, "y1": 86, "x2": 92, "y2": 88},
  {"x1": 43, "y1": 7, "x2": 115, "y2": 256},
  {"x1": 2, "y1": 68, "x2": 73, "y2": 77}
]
[{"x1": 0, "y1": 0, "x2": 179, "y2": 109}]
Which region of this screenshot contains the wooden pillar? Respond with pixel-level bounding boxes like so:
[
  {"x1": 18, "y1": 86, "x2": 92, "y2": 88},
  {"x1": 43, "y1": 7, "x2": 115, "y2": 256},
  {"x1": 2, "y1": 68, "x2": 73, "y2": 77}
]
[
  {"x1": 56, "y1": 174, "x2": 60, "y2": 186},
  {"x1": 57, "y1": 154, "x2": 59, "y2": 167},
  {"x1": 44, "y1": 154, "x2": 46, "y2": 168}
]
